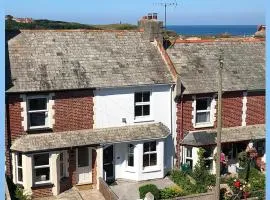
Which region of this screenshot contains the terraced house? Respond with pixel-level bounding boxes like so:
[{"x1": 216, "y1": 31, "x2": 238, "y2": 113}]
[
  {"x1": 167, "y1": 39, "x2": 265, "y2": 173},
  {"x1": 5, "y1": 18, "x2": 178, "y2": 198}
]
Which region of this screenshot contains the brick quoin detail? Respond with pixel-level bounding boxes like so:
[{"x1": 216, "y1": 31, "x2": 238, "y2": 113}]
[
  {"x1": 246, "y1": 92, "x2": 265, "y2": 125},
  {"x1": 53, "y1": 90, "x2": 94, "y2": 132}
]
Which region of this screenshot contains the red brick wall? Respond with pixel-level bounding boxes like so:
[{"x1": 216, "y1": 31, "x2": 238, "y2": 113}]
[
  {"x1": 53, "y1": 90, "x2": 94, "y2": 132},
  {"x1": 31, "y1": 185, "x2": 53, "y2": 198},
  {"x1": 246, "y1": 92, "x2": 265, "y2": 125},
  {"x1": 68, "y1": 149, "x2": 77, "y2": 185}
]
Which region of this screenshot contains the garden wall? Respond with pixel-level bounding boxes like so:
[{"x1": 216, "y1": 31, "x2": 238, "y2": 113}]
[
  {"x1": 99, "y1": 178, "x2": 119, "y2": 200},
  {"x1": 169, "y1": 192, "x2": 215, "y2": 200}
]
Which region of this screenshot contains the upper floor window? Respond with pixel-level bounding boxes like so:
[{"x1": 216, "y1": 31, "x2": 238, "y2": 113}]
[
  {"x1": 27, "y1": 96, "x2": 49, "y2": 129},
  {"x1": 196, "y1": 98, "x2": 211, "y2": 124},
  {"x1": 143, "y1": 141, "x2": 157, "y2": 167},
  {"x1": 134, "y1": 91, "x2": 150, "y2": 118}
]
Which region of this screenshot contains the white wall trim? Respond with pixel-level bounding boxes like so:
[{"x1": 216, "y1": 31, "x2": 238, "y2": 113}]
[
  {"x1": 48, "y1": 93, "x2": 55, "y2": 129},
  {"x1": 211, "y1": 94, "x2": 217, "y2": 124},
  {"x1": 242, "y1": 92, "x2": 248, "y2": 126},
  {"x1": 20, "y1": 94, "x2": 27, "y2": 131}
]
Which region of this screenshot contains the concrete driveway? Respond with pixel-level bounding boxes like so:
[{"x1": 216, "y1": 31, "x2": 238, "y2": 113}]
[{"x1": 110, "y1": 177, "x2": 177, "y2": 200}]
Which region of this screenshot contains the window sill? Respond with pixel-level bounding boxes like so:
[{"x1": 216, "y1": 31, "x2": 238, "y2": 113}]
[
  {"x1": 194, "y1": 123, "x2": 214, "y2": 129},
  {"x1": 31, "y1": 183, "x2": 54, "y2": 189},
  {"x1": 142, "y1": 166, "x2": 161, "y2": 173},
  {"x1": 125, "y1": 168, "x2": 136, "y2": 173},
  {"x1": 134, "y1": 117, "x2": 154, "y2": 123},
  {"x1": 27, "y1": 127, "x2": 53, "y2": 133}
]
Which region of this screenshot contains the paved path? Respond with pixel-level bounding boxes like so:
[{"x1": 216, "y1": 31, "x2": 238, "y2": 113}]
[
  {"x1": 34, "y1": 187, "x2": 105, "y2": 200},
  {"x1": 110, "y1": 177, "x2": 177, "y2": 200}
]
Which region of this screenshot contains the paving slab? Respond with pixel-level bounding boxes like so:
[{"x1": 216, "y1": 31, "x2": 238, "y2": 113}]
[{"x1": 110, "y1": 177, "x2": 177, "y2": 200}]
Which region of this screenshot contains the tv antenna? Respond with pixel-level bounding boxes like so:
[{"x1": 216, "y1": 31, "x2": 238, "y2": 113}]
[{"x1": 154, "y1": 1, "x2": 178, "y2": 29}]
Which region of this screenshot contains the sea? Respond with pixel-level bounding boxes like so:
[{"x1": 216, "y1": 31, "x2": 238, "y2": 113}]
[{"x1": 166, "y1": 25, "x2": 258, "y2": 36}]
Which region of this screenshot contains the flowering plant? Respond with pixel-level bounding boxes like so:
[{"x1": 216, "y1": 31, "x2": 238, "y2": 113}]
[{"x1": 232, "y1": 179, "x2": 251, "y2": 198}]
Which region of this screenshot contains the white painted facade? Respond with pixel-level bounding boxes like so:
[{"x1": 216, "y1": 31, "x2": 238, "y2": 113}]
[{"x1": 94, "y1": 84, "x2": 175, "y2": 181}]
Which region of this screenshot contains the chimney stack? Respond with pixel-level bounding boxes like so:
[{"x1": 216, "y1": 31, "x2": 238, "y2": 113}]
[{"x1": 138, "y1": 13, "x2": 163, "y2": 42}]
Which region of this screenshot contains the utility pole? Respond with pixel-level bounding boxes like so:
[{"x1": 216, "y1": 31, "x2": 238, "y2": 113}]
[
  {"x1": 216, "y1": 52, "x2": 224, "y2": 200},
  {"x1": 154, "y1": 1, "x2": 178, "y2": 30}
]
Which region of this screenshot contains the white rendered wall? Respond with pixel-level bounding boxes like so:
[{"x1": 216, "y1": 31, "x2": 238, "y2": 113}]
[
  {"x1": 94, "y1": 85, "x2": 172, "y2": 130},
  {"x1": 114, "y1": 139, "x2": 165, "y2": 181}
]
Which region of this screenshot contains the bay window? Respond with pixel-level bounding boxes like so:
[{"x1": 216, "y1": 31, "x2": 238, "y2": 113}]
[
  {"x1": 33, "y1": 153, "x2": 50, "y2": 184},
  {"x1": 16, "y1": 153, "x2": 23, "y2": 184},
  {"x1": 143, "y1": 141, "x2": 157, "y2": 167},
  {"x1": 127, "y1": 144, "x2": 134, "y2": 167}
]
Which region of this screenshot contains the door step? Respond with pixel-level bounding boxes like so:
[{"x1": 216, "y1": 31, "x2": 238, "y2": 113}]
[{"x1": 76, "y1": 184, "x2": 94, "y2": 191}]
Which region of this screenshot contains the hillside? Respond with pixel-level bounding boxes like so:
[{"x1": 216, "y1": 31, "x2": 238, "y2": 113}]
[{"x1": 5, "y1": 19, "x2": 138, "y2": 31}]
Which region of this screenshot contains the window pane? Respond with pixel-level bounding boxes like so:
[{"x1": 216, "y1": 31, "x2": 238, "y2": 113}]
[
  {"x1": 18, "y1": 168, "x2": 23, "y2": 182},
  {"x1": 186, "y1": 159, "x2": 193, "y2": 169},
  {"x1": 135, "y1": 92, "x2": 142, "y2": 103},
  {"x1": 135, "y1": 106, "x2": 142, "y2": 117},
  {"x1": 60, "y1": 163, "x2": 64, "y2": 177},
  {"x1": 30, "y1": 112, "x2": 46, "y2": 127},
  {"x1": 143, "y1": 143, "x2": 150, "y2": 153},
  {"x1": 143, "y1": 92, "x2": 150, "y2": 102},
  {"x1": 150, "y1": 154, "x2": 157, "y2": 166},
  {"x1": 78, "y1": 147, "x2": 89, "y2": 167},
  {"x1": 128, "y1": 155, "x2": 134, "y2": 167},
  {"x1": 196, "y1": 112, "x2": 210, "y2": 123},
  {"x1": 150, "y1": 142, "x2": 156, "y2": 151},
  {"x1": 143, "y1": 105, "x2": 150, "y2": 116},
  {"x1": 29, "y1": 98, "x2": 47, "y2": 110},
  {"x1": 128, "y1": 144, "x2": 134, "y2": 154},
  {"x1": 34, "y1": 167, "x2": 50, "y2": 182},
  {"x1": 196, "y1": 98, "x2": 210, "y2": 110},
  {"x1": 186, "y1": 147, "x2": 192, "y2": 157},
  {"x1": 34, "y1": 154, "x2": 49, "y2": 166},
  {"x1": 60, "y1": 153, "x2": 64, "y2": 161},
  {"x1": 18, "y1": 153, "x2": 22, "y2": 167},
  {"x1": 143, "y1": 154, "x2": 149, "y2": 167}
]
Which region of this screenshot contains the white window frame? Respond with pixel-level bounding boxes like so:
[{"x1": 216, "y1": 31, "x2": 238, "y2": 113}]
[
  {"x1": 27, "y1": 95, "x2": 49, "y2": 130},
  {"x1": 33, "y1": 152, "x2": 51, "y2": 185},
  {"x1": 185, "y1": 147, "x2": 193, "y2": 169},
  {"x1": 127, "y1": 144, "x2": 135, "y2": 167},
  {"x1": 143, "y1": 141, "x2": 157, "y2": 168},
  {"x1": 16, "y1": 153, "x2": 23, "y2": 184},
  {"x1": 194, "y1": 97, "x2": 213, "y2": 128},
  {"x1": 134, "y1": 91, "x2": 152, "y2": 121}
]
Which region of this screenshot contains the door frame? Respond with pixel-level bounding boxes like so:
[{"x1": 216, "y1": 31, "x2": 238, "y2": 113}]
[
  {"x1": 103, "y1": 144, "x2": 115, "y2": 182},
  {"x1": 76, "y1": 146, "x2": 92, "y2": 184}
]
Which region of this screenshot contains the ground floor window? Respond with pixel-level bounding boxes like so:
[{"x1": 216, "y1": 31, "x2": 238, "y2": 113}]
[
  {"x1": 60, "y1": 151, "x2": 68, "y2": 178},
  {"x1": 127, "y1": 144, "x2": 134, "y2": 167},
  {"x1": 255, "y1": 140, "x2": 265, "y2": 157},
  {"x1": 143, "y1": 141, "x2": 157, "y2": 167},
  {"x1": 33, "y1": 153, "x2": 50, "y2": 184},
  {"x1": 185, "y1": 147, "x2": 193, "y2": 169},
  {"x1": 203, "y1": 146, "x2": 214, "y2": 171},
  {"x1": 16, "y1": 153, "x2": 23, "y2": 184}
]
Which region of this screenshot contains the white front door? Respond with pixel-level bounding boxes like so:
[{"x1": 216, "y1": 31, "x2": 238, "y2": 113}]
[{"x1": 77, "y1": 147, "x2": 92, "y2": 184}]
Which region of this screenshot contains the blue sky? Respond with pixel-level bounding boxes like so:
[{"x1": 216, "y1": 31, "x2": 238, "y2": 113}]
[{"x1": 4, "y1": 0, "x2": 265, "y2": 25}]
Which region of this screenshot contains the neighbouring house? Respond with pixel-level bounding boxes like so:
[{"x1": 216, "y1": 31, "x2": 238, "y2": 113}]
[
  {"x1": 167, "y1": 39, "x2": 265, "y2": 174},
  {"x1": 5, "y1": 16, "x2": 178, "y2": 198},
  {"x1": 13, "y1": 17, "x2": 34, "y2": 23}
]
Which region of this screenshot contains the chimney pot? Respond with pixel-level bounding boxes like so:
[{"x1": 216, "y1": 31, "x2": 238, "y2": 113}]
[
  {"x1": 153, "y1": 13, "x2": 158, "y2": 20},
  {"x1": 148, "y1": 13, "x2": 153, "y2": 20}
]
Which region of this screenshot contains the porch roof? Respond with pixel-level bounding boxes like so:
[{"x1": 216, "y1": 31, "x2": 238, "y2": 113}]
[
  {"x1": 11, "y1": 122, "x2": 170, "y2": 153},
  {"x1": 181, "y1": 124, "x2": 265, "y2": 146}
]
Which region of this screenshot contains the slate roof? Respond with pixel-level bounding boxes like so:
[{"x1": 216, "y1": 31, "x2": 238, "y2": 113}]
[
  {"x1": 11, "y1": 122, "x2": 170, "y2": 153},
  {"x1": 181, "y1": 124, "x2": 265, "y2": 146},
  {"x1": 6, "y1": 30, "x2": 173, "y2": 93},
  {"x1": 167, "y1": 41, "x2": 265, "y2": 94}
]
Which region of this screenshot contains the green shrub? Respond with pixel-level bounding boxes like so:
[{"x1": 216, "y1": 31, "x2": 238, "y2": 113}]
[
  {"x1": 160, "y1": 185, "x2": 186, "y2": 199},
  {"x1": 238, "y1": 151, "x2": 248, "y2": 168},
  {"x1": 15, "y1": 187, "x2": 31, "y2": 200},
  {"x1": 170, "y1": 170, "x2": 195, "y2": 194},
  {"x1": 139, "y1": 184, "x2": 160, "y2": 200}
]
